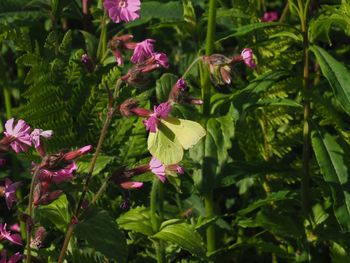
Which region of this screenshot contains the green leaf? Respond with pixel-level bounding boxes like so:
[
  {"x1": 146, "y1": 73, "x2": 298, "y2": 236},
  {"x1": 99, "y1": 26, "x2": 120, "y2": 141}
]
[
  {"x1": 125, "y1": 1, "x2": 183, "y2": 27},
  {"x1": 75, "y1": 208, "x2": 127, "y2": 262},
  {"x1": 116, "y1": 206, "x2": 154, "y2": 236},
  {"x1": 152, "y1": 220, "x2": 206, "y2": 257},
  {"x1": 330, "y1": 242, "x2": 350, "y2": 263},
  {"x1": 190, "y1": 105, "x2": 236, "y2": 193},
  {"x1": 36, "y1": 194, "x2": 70, "y2": 231},
  {"x1": 216, "y1": 22, "x2": 282, "y2": 43},
  {"x1": 246, "y1": 98, "x2": 302, "y2": 109},
  {"x1": 238, "y1": 191, "x2": 295, "y2": 216},
  {"x1": 76, "y1": 155, "x2": 114, "y2": 176},
  {"x1": 311, "y1": 127, "x2": 350, "y2": 232},
  {"x1": 155, "y1": 73, "x2": 178, "y2": 103},
  {"x1": 311, "y1": 46, "x2": 350, "y2": 116}
]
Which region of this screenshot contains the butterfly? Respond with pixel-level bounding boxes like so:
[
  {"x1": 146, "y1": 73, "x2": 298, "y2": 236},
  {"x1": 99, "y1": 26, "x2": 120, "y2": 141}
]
[{"x1": 147, "y1": 117, "x2": 206, "y2": 165}]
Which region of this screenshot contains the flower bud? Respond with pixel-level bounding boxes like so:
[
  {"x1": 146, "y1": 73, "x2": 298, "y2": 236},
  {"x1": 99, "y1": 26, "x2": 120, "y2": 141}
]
[
  {"x1": 63, "y1": 145, "x2": 93, "y2": 161},
  {"x1": 119, "y1": 99, "x2": 152, "y2": 117}
]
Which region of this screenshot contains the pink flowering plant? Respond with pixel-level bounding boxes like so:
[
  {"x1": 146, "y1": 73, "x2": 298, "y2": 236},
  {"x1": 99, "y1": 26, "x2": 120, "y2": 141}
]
[{"x1": 1, "y1": 0, "x2": 350, "y2": 262}]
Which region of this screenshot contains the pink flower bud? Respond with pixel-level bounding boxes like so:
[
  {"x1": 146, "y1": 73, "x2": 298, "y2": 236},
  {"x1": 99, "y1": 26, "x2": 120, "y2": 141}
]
[
  {"x1": 261, "y1": 11, "x2": 279, "y2": 22},
  {"x1": 63, "y1": 145, "x2": 93, "y2": 161},
  {"x1": 241, "y1": 48, "x2": 257, "y2": 69}
]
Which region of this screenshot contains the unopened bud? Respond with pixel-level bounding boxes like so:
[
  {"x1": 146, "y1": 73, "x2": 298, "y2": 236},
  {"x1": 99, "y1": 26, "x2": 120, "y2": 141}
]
[
  {"x1": 63, "y1": 145, "x2": 93, "y2": 161},
  {"x1": 119, "y1": 99, "x2": 151, "y2": 117}
]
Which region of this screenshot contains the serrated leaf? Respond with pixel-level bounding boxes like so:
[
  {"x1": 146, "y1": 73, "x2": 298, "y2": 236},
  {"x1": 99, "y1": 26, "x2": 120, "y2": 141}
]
[
  {"x1": 311, "y1": 127, "x2": 350, "y2": 232},
  {"x1": 311, "y1": 46, "x2": 350, "y2": 116},
  {"x1": 117, "y1": 206, "x2": 154, "y2": 236},
  {"x1": 75, "y1": 208, "x2": 127, "y2": 262},
  {"x1": 152, "y1": 220, "x2": 206, "y2": 257}
]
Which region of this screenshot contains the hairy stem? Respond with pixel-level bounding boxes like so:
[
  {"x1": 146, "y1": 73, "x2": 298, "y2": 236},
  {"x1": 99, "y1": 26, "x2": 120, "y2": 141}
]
[
  {"x1": 26, "y1": 166, "x2": 40, "y2": 263},
  {"x1": 202, "y1": 0, "x2": 217, "y2": 254},
  {"x1": 57, "y1": 81, "x2": 122, "y2": 263}
]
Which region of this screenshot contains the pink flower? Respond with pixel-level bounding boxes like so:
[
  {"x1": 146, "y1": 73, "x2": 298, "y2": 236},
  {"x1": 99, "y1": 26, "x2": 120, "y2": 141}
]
[
  {"x1": 104, "y1": 0, "x2": 141, "y2": 23},
  {"x1": 0, "y1": 223, "x2": 23, "y2": 246},
  {"x1": 120, "y1": 181, "x2": 144, "y2": 189},
  {"x1": 130, "y1": 39, "x2": 155, "y2": 63},
  {"x1": 37, "y1": 162, "x2": 77, "y2": 184},
  {"x1": 4, "y1": 118, "x2": 32, "y2": 153},
  {"x1": 241, "y1": 48, "x2": 256, "y2": 69},
  {"x1": 153, "y1": 53, "x2": 169, "y2": 69},
  {"x1": 149, "y1": 157, "x2": 166, "y2": 182},
  {"x1": 261, "y1": 11, "x2": 278, "y2": 22},
  {"x1": 149, "y1": 157, "x2": 184, "y2": 183},
  {"x1": 30, "y1": 129, "x2": 53, "y2": 148},
  {"x1": 4, "y1": 178, "x2": 21, "y2": 209},
  {"x1": 144, "y1": 102, "x2": 172, "y2": 132},
  {"x1": 0, "y1": 250, "x2": 22, "y2": 263},
  {"x1": 143, "y1": 116, "x2": 159, "y2": 133}
]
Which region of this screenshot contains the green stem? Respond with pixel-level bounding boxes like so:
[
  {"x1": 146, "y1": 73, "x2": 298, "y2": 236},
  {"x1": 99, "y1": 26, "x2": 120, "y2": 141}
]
[
  {"x1": 26, "y1": 166, "x2": 40, "y2": 263},
  {"x1": 150, "y1": 178, "x2": 165, "y2": 263},
  {"x1": 3, "y1": 87, "x2": 12, "y2": 119},
  {"x1": 205, "y1": 192, "x2": 216, "y2": 252},
  {"x1": 202, "y1": 0, "x2": 217, "y2": 254},
  {"x1": 298, "y1": 0, "x2": 311, "y2": 214}
]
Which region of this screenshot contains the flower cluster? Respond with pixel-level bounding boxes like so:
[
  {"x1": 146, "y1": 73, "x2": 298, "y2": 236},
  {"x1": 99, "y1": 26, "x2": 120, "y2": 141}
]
[{"x1": 1, "y1": 118, "x2": 52, "y2": 155}]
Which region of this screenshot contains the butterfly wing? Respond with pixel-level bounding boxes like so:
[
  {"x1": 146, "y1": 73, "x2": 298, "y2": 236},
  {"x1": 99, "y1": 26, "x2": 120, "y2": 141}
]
[
  {"x1": 161, "y1": 117, "x2": 206, "y2": 150},
  {"x1": 147, "y1": 122, "x2": 184, "y2": 165}
]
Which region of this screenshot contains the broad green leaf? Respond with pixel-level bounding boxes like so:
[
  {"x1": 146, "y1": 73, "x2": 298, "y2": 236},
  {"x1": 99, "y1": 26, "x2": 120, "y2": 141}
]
[
  {"x1": 76, "y1": 155, "x2": 114, "y2": 176},
  {"x1": 75, "y1": 208, "x2": 127, "y2": 262},
  {"x1": 161, "y1": 117, "x2": 206, "y2": 150},
  {"x1": 125, "y1": 1, "x2": 183, "y2": 27},
  {"x1": 311, "y1": 46, "x2": 350, "y2": 116},
  {"x1": 156, "y1": 73, "x2": 178, "y2": 103},
  {"x1": 189, "y1": 105, "x2": 236, "y2": 193},
  {"x1": 311, "y1": 127, "x2": 350, "y2": 232},
  {"x1": 147, "y1": 122, "x2": 183, "y2": 165},
  {"x1": 116, "y1": 206, "x2": 154, "y2": 236},
  {"x1": 152, "y1": 220, "x2": 206, "y2": 257},
  {"x1": 36, "y1": 194, "x2": 69, "y2": 231}
]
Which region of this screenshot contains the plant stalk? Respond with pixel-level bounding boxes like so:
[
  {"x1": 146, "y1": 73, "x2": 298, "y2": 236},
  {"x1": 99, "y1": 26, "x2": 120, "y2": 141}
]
[
  {"x1": 57, "y1": 81, "x2": 122, "y2": 262},
  {"x1": 25, "y1": 166, "x2": 40, "y2": 263},
  {"x1": 202, "y1": 0, "x2": 217, "y2": 254},
  {"x1": 298, "y1": 0, "x2": 311, "y2": 214},
  {"x1": 150, "y1": 178, "x2": 165, "y2": 263}
]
